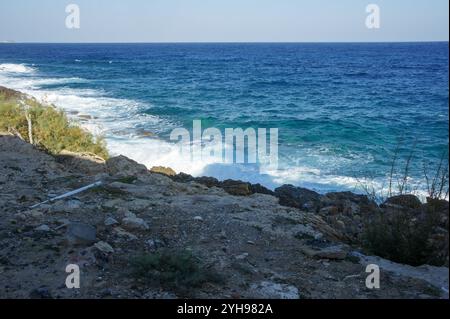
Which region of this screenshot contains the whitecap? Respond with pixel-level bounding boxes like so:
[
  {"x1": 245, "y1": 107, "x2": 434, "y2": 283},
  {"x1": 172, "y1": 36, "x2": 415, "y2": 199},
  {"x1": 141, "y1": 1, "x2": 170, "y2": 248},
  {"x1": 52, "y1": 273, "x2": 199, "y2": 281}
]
[{"x1": 0, "y1": 63, "x2": 36, "y2": 74}]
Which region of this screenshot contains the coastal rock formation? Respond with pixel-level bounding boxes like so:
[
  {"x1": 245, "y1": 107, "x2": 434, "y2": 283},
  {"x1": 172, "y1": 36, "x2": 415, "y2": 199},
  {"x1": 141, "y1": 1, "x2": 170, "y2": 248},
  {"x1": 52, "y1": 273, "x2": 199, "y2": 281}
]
[{"x1": 0, "y1": 132, "x2": 448, "y2": 299}]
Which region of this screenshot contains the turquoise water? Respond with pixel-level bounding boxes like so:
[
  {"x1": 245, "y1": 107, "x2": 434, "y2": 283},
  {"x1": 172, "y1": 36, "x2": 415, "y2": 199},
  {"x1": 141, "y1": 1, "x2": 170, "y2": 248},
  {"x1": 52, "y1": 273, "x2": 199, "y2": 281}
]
[{"x1": 0, "y1": 43, "x2": 448, "y2": 194}]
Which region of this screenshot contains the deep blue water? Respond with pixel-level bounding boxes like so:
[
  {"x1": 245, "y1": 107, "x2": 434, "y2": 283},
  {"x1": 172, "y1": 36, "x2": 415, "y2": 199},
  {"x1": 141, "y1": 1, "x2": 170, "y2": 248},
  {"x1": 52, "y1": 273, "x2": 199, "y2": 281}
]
[{"x1": 0, "y1": 43, "x2": 448, "y2": 195}]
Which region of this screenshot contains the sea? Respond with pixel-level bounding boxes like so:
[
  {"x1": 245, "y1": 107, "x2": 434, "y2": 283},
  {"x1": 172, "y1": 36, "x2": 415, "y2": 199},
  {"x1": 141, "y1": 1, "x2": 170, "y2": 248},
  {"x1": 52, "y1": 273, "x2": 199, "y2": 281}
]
[{"x1": 0, "y1": 43, "x2": 448, "y2": 197}]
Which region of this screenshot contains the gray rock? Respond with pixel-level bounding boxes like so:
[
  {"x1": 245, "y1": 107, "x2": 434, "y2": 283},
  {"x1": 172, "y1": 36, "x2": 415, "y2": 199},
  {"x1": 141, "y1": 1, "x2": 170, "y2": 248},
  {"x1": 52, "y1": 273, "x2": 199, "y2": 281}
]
[
  {"x1": 106, "y1": 155, "x2": 148, "y2": 177},
  {"x1": 383, "y1": 195, "x2": 422, "y2": 210},
  {"x1": 146, "y1": 239, "x2": 165, "y2": 251},
  {"x1": 235, "y1": 253, "x2": 249, "y2": 260},
  {"x1": 122, "y1": 216, "x2": 149, "y2": 231},
  {"x1": 35, "y1": 224, "x2": 51, "y2": 232},
  {"x1": 113, "y1": 227, "x2": 138, "y2": 240},
  {"x1": 104, "y1": 217, "x2": 119, "y2": 226},
  {"x1": 249, "y1": 281, "x2": 299, "y2": 299},
  {"x1": 51, "y1": 199, "x2": 82, "y2": 213},
  {"x1": 66, "y1": 222, "x2": 97, "y2": 246},
  {"x1": 301, "y1": 244, "x2": 348, "y2": 260},
  {"x1": 274, "y1": 184, "x2": 322, "y2": 211},
  {"x1": 94, "y1": 241, "x2": 115, "y2": 254}
]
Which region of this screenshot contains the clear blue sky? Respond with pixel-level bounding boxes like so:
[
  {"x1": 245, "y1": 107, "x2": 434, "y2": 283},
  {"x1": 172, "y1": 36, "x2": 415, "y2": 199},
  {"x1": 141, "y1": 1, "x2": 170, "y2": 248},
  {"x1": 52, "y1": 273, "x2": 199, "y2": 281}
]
[{"x1": 0, "y1": 0, "x2": 448, "y2": 42}]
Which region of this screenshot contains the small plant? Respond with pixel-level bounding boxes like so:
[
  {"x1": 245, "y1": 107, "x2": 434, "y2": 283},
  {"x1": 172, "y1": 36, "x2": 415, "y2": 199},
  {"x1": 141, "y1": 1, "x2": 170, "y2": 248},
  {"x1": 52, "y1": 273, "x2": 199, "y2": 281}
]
[
  {"x1": 130, "y1": 249, "x2": 223, "y2": 295},
  {"x1": 424, "y1": 152, "x2": 449, "y2": 201},
  {"x1": 356, "y1": 139, "x2": 449, "y2": 202}
]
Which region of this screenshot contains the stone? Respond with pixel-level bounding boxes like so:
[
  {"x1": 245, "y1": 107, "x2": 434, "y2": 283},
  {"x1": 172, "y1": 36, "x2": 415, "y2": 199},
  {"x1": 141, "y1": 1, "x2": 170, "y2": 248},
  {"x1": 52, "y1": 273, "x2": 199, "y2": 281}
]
[
  {"x1": 383, "y1": 195, "x2": 422, "y2": 210},
  {"x1": 50, "y1": 199, "x2": 82, "y2": 213},
  {"x1": 35, "y1": 224, "x2": 51, "y2": 232},
  {"x1": 122, "y1": 216, "x2": 149, "y2": 231},
  {"x1": 150, "y1": 166, "x2": 177, "y2": 176},
  {"x1": 274, "y1": 184, "x2": 322, "y2": 211},
  {"x1": 319, "y1": 206, "x2": 340, "y2": 215},
  {"x1": 146, "y1": 239, "x2": 165, "y2": 250},
  {"x1": 249, "y1": 281, "x2": 299, "y2": 299},
  {"x1": 301, "y1": 244, "x2": 348, "y2": 260},
  {"x1": 113, "y1": 227, "x2": 138, "y2": 240},
  {"x1": 104, "y1": 217, "x2": 119, "y2": 226},
  {"x1": 221, "y1": 180, "x2": 252, "y2": 196},
  {"x1": 235, "y1": 253, "x2": 249, "y2": 260},
  {"x1": 106, "y1": 155, "x2": 149, "y2": 177},
  {"x1": 66, "y1": 222, "x2": 97, "y2": 246},
  {"x1": 94, "y1": 241, "x2": 115, "y2": 254},
  {"x1": 249, "y1": 183, "x2": 275, "y2": 196}
]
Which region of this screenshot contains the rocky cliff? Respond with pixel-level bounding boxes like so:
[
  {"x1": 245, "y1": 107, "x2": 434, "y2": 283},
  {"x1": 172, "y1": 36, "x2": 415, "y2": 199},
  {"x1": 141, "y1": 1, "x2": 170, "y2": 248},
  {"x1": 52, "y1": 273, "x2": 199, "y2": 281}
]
[{"x1": 0, "y1": 132, "x2": 448, "y2": 299}]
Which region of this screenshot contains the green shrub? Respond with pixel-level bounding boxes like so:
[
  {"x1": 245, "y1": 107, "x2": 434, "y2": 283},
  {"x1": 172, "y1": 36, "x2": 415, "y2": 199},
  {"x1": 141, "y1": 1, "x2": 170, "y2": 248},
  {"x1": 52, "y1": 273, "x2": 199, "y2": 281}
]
[
  {"x1": 130, "y1": 249, "x2": 223, "y2": 294},
  {"x1": 363, "y1": 209, "x2": 443, "y2": 266},
  {"x1": 0, "y1": 89, "x2": 108, "y2": 159}
]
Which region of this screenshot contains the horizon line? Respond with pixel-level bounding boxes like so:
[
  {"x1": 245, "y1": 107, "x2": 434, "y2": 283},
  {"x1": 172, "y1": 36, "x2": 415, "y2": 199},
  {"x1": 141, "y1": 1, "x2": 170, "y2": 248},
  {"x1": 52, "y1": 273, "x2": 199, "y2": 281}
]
[{"x1": 1, "y1": 40, "x2": 449, "y2": 44}]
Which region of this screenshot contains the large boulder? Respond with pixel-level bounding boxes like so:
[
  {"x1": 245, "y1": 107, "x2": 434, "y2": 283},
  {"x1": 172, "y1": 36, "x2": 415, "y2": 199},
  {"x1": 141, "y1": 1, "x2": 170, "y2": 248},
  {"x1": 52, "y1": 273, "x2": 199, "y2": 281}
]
[
  {"x1": 274, "y1": 185, "x2": 322, "y2": 211},
  {"x1": 318, "y1": 192, "x2": 379, "y2": 244},
  {"x1": 106, "y1": 155, "x2": 149, "y2": 177},
  {"x1": 382, "y1": 194, "x2": 423, "y2": 210},
  {"x1": 220, "y1": 180, "x2": 252, "y2": 196}
]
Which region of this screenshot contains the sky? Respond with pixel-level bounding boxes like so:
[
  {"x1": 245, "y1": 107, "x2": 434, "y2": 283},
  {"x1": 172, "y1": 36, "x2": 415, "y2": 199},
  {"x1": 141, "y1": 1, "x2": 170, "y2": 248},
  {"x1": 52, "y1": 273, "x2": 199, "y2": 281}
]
[{"x1": 0, "y1": 0, "x2": 448, "y2": 42}]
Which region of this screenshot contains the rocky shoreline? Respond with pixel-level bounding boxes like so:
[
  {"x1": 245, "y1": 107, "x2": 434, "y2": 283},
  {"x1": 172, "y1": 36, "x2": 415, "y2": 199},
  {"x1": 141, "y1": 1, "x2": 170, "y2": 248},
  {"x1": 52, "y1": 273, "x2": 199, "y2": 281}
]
[{"x1": 0, "y1": 131, "x2": 449, "y2": 299}]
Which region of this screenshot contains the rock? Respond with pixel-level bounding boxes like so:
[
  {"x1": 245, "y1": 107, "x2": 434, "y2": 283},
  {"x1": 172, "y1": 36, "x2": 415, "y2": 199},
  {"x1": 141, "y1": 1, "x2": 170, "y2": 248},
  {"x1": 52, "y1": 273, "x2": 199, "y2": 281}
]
[
  {"x1": 301, "y1": 244, "x2": 348, "y2": 260},
  {"x1": 122, "y1": 216, "x2": 149, "y2": 231},
  {"x1": 317, "y1": 192, "x2": 380, "y2": 244},
  {"x1": 66, "y1": 222, "x2": 97, "y2": 246},
  {"x1": 354, "y1": 252, "x2": 449, "y2": 297},
  {"x1": 136, "y1": 129, "x2": 156, "y2": 138},
  {"x1": 113, "y1": 227, "x2": 138, "y2": 240},
  {"x1": 221, "y1": 180, "x2": 252, "y2": 196},
  {"x1": 150, "y1": 166, "x2": 176, "y2": 176},
  {"x1": 35, "y1": 224, "x2": 51, "y2": 232},
  {"x1": 235, "y1": 253, "x2": 249, "y2": 260},
  {"x1": 94, "y1": 241, "x2": 115, "y2": 254},
  {"x1": 274, "y1": 185, "x2": 322, "y2": 211},
  {"x1": 78, "y1": 114, "x2": 92, "y2": 120},
  {"x1": 14, "y1": 213, "x2": 26, "y2": 221},
  {"x1": 301, "y1": 240, "x2": 349, "y2": 260},
  {"x1": 383, "y1": 195, "x2": 422, "y2": 210},
  {"x1": 121, "y1": 209, "x2": 135, "y2": 218},
  {"x1": 146, "y1": 239, "x2": 165, "y2": 251},
  {"x1": 106, "y1": 155, "x2": 149, "y2": 177},
  {"x1": 127, "y1": 199, "x2": 153, "y2": 211},
  {"x1": 195, "y1": 176, "x2": 221, "y2": 188},
  {"x1": 171, "y1": 172, "x2": 195, "y2": 183},
  {"x1": 104, "y1": 217, "x2": 119, "y2": 226},
  {"x1": 103, "y1": 199, "x2": 124, "y2": 209},
  {"x1": 23, "y1": 209, "x2": 44, "y2": 218},
  {"x1": 50, "y1": 199, "x2": 82, "y2": 213},
  {"x1": 250, "y1": 183, "x2": 275, "y2": 196},
  {"x1": 319, "y1": 206, "x2": 340, "y2": 215},
  {"x1": 249, "y1": 281, "x2": 299, "y2": 299}
]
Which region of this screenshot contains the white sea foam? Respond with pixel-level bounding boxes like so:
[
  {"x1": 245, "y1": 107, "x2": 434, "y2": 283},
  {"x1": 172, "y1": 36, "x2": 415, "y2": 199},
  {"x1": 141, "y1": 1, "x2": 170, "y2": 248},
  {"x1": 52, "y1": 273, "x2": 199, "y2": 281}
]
[
  {"x1": 0, "y1": 63, "x2": 36, "y2": 74},
  {"x1": 0, "y1": 63, "x2": 434, "y2": 197}
]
